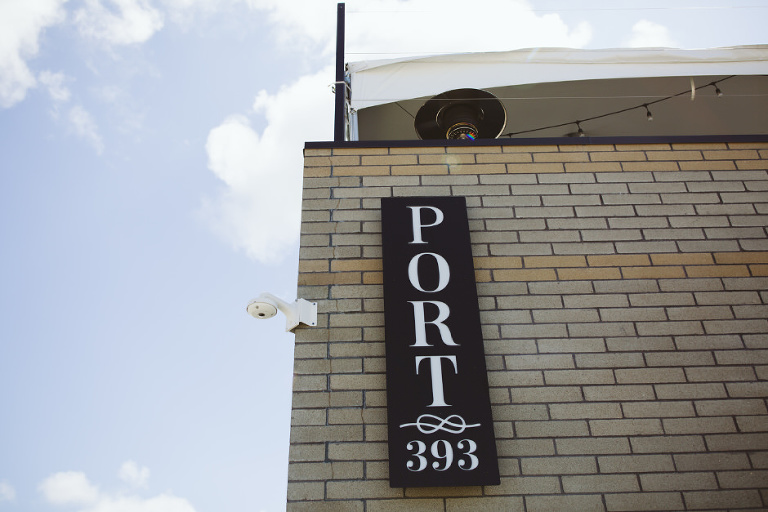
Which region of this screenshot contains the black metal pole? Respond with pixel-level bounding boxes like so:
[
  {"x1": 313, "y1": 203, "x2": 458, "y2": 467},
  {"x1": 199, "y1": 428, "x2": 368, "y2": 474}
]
[{"x1": 334, "y1": 3, "x2": 345, "y2": 142}]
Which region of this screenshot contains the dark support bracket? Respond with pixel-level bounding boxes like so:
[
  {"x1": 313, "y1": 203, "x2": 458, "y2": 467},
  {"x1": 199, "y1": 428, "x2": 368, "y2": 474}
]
[{"x1": 334, "y1": 3, "x2": 346, "y2": 142}]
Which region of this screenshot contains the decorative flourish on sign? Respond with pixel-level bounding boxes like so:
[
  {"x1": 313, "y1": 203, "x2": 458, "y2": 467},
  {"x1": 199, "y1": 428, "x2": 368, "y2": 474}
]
[{"x1": 400, "y1": 414, "x2": 481, "y2": 434}]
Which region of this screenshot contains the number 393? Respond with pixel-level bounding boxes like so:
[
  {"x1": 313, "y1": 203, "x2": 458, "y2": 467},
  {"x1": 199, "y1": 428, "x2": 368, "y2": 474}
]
[{"x1": 406, "y1": 439, "x2": 479, "y2": 471}]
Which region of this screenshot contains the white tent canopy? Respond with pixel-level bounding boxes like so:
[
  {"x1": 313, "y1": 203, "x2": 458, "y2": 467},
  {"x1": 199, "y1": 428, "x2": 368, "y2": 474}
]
[
  {"x1": 349, "y1": 46, "x2": 768, "y2": 110},
  {"x1": 346, "y1": 46, "x2": 768, "y2": 140}
]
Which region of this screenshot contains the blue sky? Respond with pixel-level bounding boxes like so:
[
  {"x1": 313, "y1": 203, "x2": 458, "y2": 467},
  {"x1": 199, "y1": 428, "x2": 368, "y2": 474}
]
[{"x1": 0, "y1": 1, "x2": 765, "y2": 511}]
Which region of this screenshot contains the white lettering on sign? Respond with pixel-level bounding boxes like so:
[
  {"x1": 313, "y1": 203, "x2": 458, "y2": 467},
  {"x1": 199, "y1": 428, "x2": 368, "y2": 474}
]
[
  {"x1": 408, "y1": 252, "x2": 450, "y2": 293},
  {"x1": 408, "y1": 301, "x2": 458, "y2": 347},
  {"x1": 415, "y1": 355, "x2": 458, "y2": 407},
  {"x1": 407, "y1": 206, "x2": 444, "y2": 244}
]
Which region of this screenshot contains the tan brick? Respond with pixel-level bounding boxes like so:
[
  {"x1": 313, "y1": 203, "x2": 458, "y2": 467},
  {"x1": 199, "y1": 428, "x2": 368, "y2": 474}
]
[
  {"x1": 663, "y1": 416, "x2": 737, "y2": 434},
  {"x1": 637, "y1": 321, "x2": 704, "y2": 336},
  {"x1": 497, "y1": 438, "x2": 555, "y2": 457},
  {"x1": 683, "y1": 489, "x2": 762, "y2": 510},
  {"x1": 607, "y1": 336, "x2": 675, "y2": 351},
  {"x1": 523, "y1": 255, "x2": 586, "y2": 268},
  {"x1": 715, "y1": 251, "x2": 768, "y2": 264},
  {"x1": 604, "y1": 492, "x2": 684, "y2": 511},
  {"x1": 622, "y1": 161, "x2": 680, "y2": 172},
  {"x1": 717, "y1": 469, "x2": 768, "y2": 488},
  {"x1": 646, "y1": 351, "x2": 715, "y2": 366},
  {"x1": 621, "y1": 266, "x2": 686, "y2": 279},
  {"x1": 588, "y1": 254, "x2": 651, "y2": 267},
  {"x1": 326, "y1": 480, "x2": 402, "y2": 500},
  {"x1": 705, "y1": 433, "x2": 768, "y2": 451},
  {"x1": 566, "y1": 162, "x2": 622, "y2": 173},
  {"x1": 331, "y1": 259, "x2": 383, "y2": 272},
  {"x1": 590, "y1": 419, "x2": 663, "y2": 436},
  {"x1": 584, "y1": 385, "x2": 655, "y2": 401},
  {"x1": 526, "y1": 495, "x2": 605, "y2": 512},
  {"x1": 726, "y1": 382, "x2": 768, "y2": 398},
  {"x1": 598, "y1": 454, "x2": 674, "y2": 473},
  {"x1": 516, "y1": 420, "x2": 589, "y2": 438},
  {"x1": 674, "y1": 453, "x2": 751, "y2": 471},
  {"x1": 327, "y1": 441, "x2": 388, "y2": 461},
  {"x1": 510, "y1": 386, "x2": 582, "y2": 403},
  {"x1": 616, "y1": 368, "x2": 685, "y2": 384},
  {"x1": 641, "y1": 472, "x2": 717, "y2": 491},
  {"x1": 288, "y1": 461, "x2": 363, "y2": 481},
  {"x1": 630, "y1": 435, "x2": 705, "y2": 453},
  {"x1": 298, "y1": 272, "x2": 361, "y2": 286},
  {"x1": 446, "y1": 496, "x2": 525, "y2": 512},
  {"x1": 483, "y1": 476, "x2": 561, "y2": 495},
  {"x1": 286, "y1": 481, "x2": 324, "y2": 501},
  {"x1": 493, "y1": 268, "x2": 557, "y2": 281},
  {"x1": 559, "y1": 267, "x2": 622, "y2": 280},
  {"x1": 449, "y1": 163, "x2": 507, "y2": 174},
  {"x1": 600, "y1": 307, "x2": 666, "y2": 322},
  {"x1": 695, "y1": 398, "x2": 768, "y2": 416},
  {"x1": 550, "y1": 402, "x2": 622, "y2": 419},
  {"x1": 288, "y1": 501, "x2": 363, "y2": 512},
  {"x1": 289, "y1": 443, "x2": 325, "y2": 462},
  {"x1": 686, "y1": 265, "x2": 751, "y2": 278},
  {"x1": 329, "y1": 374, "x2": 385, "y2": 390},
  {"x1": 650, "y1": 252, "x2": 714, "y2": 265},
  {"x1": 545, "y1": 370, "x2": 615, "y2": 386},
  {"x1": 622, "y1": 401, "x2": 695, "y2": 418},
  {"x1": 299, "y1": 260, "x2": 330, "y2": 272},
  {"x1": 505, "y1": 354, "x2": 574, "y2": 370},
  {"x1": 751, "y1": 452, "x2": 768, "y2": 468},
  {"x1": 575, "y1": 350, "x2": 643, "y2": 365},
  {"x1": 538, "y1": 338, "x2": 607, "y2": 353},
  {"x1": 703, "y1": 149, "x2": 760, "y2": 160},
  {"x1": 533, "y1": 151, "x2": 590, "y2": 162},
  {"x1": 290, "y1": 425, "x2": 363, "y2": 444},
  {"x1": 473, "y1": 256, "x2": 522, "y2": 269},
  {"x1": 521, "y1": 456, "x2": 597, "y2": 475},
  {"x1": 557, "y1": 437, "x2": 631, "y2": 454},
  {"x1": 686, "y1": 366, "x2": 755, "y2": 382},
  {"x1": 656, "y1": 383, "x2": 727, "y2": 400},
  {"x1": 562, "y1": 474, "x2": 639, "y2": 492},
  {"x1": 704, "y1": 319, "x2": 768, "y2": 334},
  {"x1": 696, "y1": 291, "x2": 762, "y2": 305},
  {"x1": 736, "y1": 415, "x2": 768, "y2": 432},
  {"x1": 506, "y1": 162, "x2": 564, "y2": 173}
]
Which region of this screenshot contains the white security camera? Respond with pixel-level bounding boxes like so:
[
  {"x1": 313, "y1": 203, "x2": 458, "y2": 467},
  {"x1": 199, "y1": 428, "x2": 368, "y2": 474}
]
[{"x1": 247, "y1": 292, "x2": 317, "y2": 332}]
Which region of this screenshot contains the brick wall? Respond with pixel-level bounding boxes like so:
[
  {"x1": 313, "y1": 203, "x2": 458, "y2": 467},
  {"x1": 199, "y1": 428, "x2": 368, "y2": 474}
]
[{"x1": 288, "y1": 141, "x2": 768, "y2": 511}]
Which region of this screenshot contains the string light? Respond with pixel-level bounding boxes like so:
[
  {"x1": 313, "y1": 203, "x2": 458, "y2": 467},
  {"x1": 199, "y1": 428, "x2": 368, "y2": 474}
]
[{"x1": 501, "y1": 75, "x2": 736, "y2": 138}]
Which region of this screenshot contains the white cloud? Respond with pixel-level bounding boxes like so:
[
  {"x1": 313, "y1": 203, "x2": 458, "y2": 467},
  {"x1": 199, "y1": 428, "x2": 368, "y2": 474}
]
[
  {"x1": 74, "y1": 0, "x2": 164, "y2": 45},
  {"x1": 39, "y1": 466, "x2": 197, "y2": 512},
  {"x1": 0, "y1": 480, "x2": 15, "y2": 502},
  {"x1": 39, "y1": 471, "x2": 99, "y2": 505},
  {"x1": 626, "y1": 20, "x2": 677, "y2": 48},
  {"x1": 69, "y1": 104, "x2": 105, "y2": 154},
  {"x1": 243, "y1": 0, "x2": 592, "y2": 57},
  {"x1": 0, "y1": 0, "x2": 67, "y2": 108},
  {"x1": 118, "y1": 461, "x2": 150, "y2": 488},
  {"x1": 203, "y1": 67, "x2": 334, "y2": 263},
  {"x1": 39, "y1": 70, "x2": 71, "y2": 102}
]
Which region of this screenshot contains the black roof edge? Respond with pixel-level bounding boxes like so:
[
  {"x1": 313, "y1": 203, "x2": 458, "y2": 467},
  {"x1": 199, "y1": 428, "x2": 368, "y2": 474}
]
[{"x1": 305, "y1": 134, "x2": 767, "y2": 150}]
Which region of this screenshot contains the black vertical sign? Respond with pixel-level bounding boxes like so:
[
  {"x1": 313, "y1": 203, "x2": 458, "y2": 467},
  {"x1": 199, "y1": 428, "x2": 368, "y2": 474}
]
[{"x1": 381, "y1": 196, "x2": 499, "y2": 488}]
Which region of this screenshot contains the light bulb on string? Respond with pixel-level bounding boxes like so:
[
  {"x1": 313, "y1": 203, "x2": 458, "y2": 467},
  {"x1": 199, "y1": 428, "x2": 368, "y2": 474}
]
[
  {"x1": 644, "y1": 105, "x2": 653, "y2": 121},
  {"x1": 577, "y1": 121, "x2": 585, "y2": 137}
]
